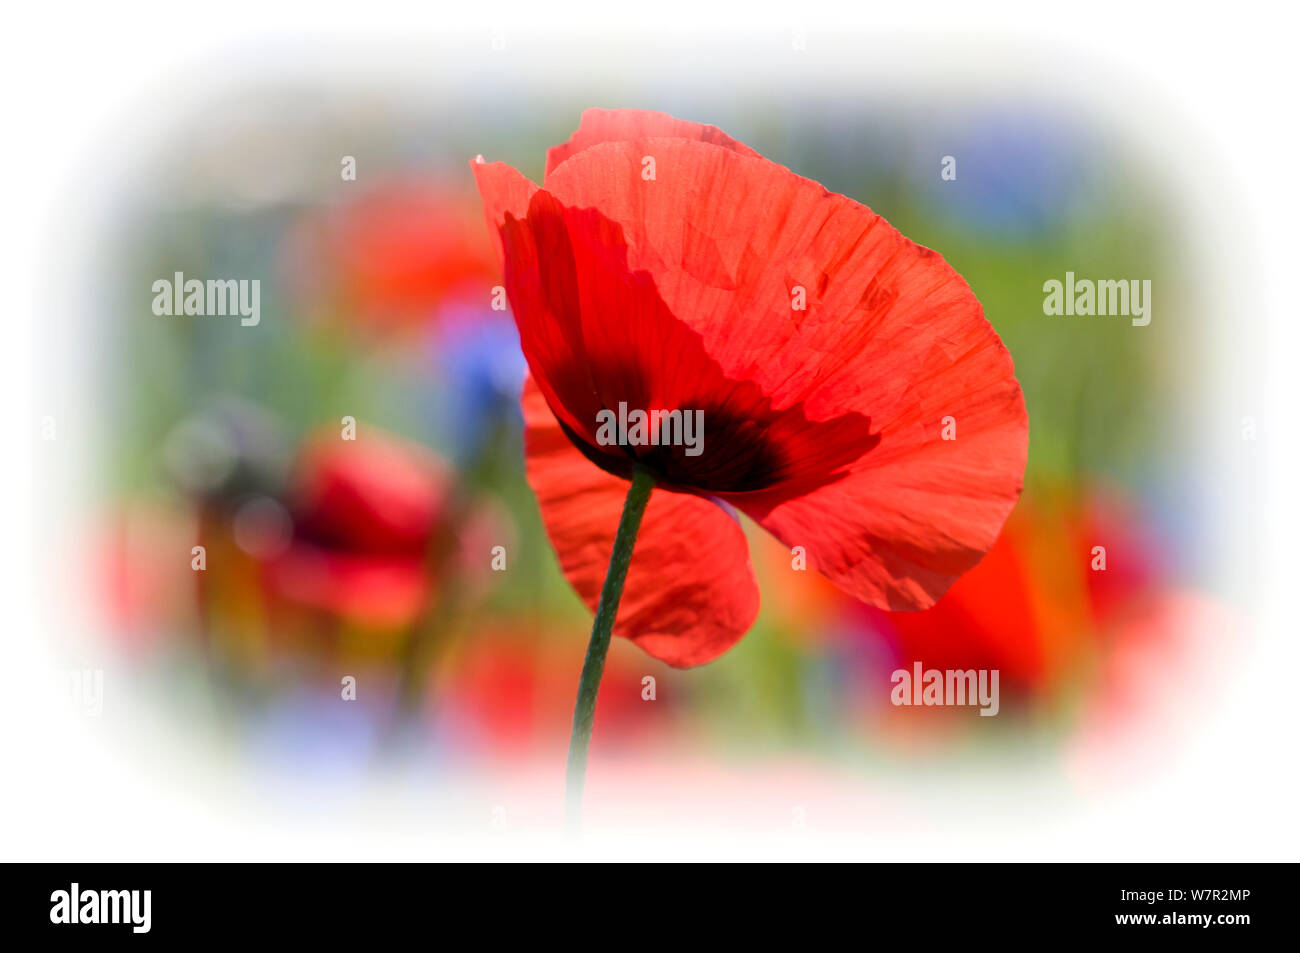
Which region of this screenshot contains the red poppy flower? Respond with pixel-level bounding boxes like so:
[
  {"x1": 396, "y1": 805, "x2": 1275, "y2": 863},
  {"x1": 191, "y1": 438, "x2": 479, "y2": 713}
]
[
  {"x1": 474, "y1": 109, "x2": 1028, "y2": 667},
  {"x1": 265, "y1": 429, "x2": 452, "y2": 628}
]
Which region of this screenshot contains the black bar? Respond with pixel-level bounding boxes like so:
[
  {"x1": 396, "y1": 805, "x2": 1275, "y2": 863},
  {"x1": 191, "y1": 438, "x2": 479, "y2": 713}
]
[{"x1": 3, "y1": 863, "x2": 1285, "y2": 942}]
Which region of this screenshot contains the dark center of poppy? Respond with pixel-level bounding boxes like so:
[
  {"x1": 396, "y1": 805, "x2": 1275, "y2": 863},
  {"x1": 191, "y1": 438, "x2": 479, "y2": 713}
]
[{"x1": 559, "y1": 385, "x2": 879, "y2": 496}]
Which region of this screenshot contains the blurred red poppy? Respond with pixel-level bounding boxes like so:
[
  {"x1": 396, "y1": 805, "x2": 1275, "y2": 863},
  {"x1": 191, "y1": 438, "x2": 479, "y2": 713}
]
[
  {"x1": 95, "y1": 500, "x2": 200, "y2": 653},
  {"x1": 862, "y1": 489, "x2": 1162, "y2": 696},
  {"x1": 474, "y1": 108, "x2": 1028, "y2": 667},
  {"x1": 438, "y1": 622, "x2": 674, "y2": 759},
  {"x1": 265, "y1": 429, "x2": 452, "y2": 628},
  {"x1": 283, "y1": 179, "x2": 497, "y2": 333}
]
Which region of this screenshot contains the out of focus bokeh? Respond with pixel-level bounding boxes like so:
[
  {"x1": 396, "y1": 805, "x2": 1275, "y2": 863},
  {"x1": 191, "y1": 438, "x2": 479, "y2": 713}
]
[{"x1": 80, "y1": 87, "x2": 1225, "y2": 827}]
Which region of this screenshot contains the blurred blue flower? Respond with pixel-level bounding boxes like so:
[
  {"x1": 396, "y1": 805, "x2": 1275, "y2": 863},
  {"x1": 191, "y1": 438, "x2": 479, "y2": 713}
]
[
  {"x1": 912, "y1": 111, "x2": 1098, "y2": 241},
  {"x1": 244, "y1": 688, "x2": 389, "y2": 792},
  {"x1": 426, "y1": 305, "x2": 526, "y2": 465}
]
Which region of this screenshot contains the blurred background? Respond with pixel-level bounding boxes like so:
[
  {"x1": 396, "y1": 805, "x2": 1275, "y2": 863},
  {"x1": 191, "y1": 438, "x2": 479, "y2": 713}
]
[{"x1": 59, "y1": 77, "x2": 1235, "y2": 835}]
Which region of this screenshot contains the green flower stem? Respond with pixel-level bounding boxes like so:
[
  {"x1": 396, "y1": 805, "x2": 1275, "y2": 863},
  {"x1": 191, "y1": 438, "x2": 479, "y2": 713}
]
[{"x1": 565, "y1": 465, "x2": 656, "y2": 832}]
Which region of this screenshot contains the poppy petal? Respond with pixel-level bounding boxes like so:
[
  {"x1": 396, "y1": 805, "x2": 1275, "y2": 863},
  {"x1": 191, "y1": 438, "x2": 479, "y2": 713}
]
[
  {"x1": 472, "y1": 159, "x2": 600, "y2": 444},
  {"x1": 544, "y1": 107, "x2": 760, "y2": 180},
  {"x1": 729, "y1": 409, "x2": 1026, "y2": 611},
  {"x1": 523, "y1": 374, "x2": 759, "y2": 667},
  {"x1": 470, "y1": 157, "x2": 539, "y2": 271}
]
